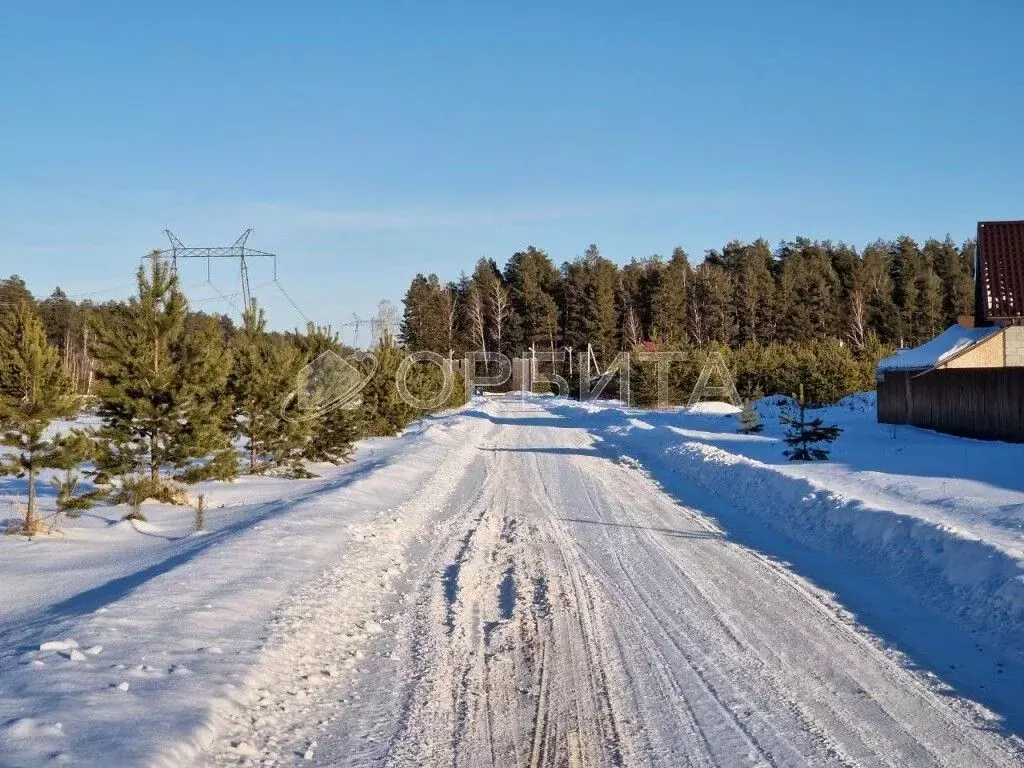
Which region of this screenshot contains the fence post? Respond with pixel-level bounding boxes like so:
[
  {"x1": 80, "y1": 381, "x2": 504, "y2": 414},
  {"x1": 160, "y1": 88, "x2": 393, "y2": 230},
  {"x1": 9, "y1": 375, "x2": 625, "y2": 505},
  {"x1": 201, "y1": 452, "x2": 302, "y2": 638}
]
[{"x1": 195, "y1": 494, "x2": 205, "y2": 532}]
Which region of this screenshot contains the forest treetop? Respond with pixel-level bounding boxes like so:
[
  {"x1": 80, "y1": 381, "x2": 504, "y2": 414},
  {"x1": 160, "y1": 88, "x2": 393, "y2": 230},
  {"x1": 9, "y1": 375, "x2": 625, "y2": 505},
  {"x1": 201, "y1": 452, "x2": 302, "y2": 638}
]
[{"x1": 399, "y1": 234, "x2": 974, "y2": 363}]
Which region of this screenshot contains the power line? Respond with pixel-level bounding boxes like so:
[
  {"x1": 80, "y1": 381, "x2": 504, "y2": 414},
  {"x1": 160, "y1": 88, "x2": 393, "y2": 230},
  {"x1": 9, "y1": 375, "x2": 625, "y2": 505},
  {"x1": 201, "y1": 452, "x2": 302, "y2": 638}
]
[
  {"x1": 65, "y1": 282, "x2": 138, "y2": 300},
  {"x1": 273, "y1": 279, "x2": 309, "y2": 323}
]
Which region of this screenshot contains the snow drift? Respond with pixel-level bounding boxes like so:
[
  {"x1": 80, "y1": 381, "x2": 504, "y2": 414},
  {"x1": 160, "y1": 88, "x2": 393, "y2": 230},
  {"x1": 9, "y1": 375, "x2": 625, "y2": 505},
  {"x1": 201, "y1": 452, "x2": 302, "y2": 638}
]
[{"x1": 667, "y1": 441, "x2": 1024, "y2": 631}]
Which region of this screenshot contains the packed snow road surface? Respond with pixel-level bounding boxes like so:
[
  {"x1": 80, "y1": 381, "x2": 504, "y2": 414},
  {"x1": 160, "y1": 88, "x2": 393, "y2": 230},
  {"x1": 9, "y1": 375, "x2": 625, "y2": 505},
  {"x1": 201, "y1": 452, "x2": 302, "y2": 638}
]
[{"x1": 211, "y1": 398, "x2": 1023, "y2": 767}]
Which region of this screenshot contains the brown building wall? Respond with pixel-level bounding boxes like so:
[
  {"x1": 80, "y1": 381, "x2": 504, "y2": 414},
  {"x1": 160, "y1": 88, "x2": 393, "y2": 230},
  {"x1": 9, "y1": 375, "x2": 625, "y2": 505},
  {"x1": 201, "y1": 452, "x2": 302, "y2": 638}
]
[
  {"x1": 878, "y1": 367, "x2": 1024, "y2": 442},
  {"x1": 937, "y1": 333, "x2": 1005, "y2": 369}
]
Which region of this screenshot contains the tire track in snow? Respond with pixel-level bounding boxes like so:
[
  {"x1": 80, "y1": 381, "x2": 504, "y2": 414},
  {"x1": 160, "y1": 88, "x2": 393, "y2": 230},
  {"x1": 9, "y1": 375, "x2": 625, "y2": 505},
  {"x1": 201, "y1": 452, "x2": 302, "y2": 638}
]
[
  {"x1": 521, "y1": 452, "x2": 786, "y2": 767},
  {"x1": 378, "y1": 401, "x2": 642, "y2": 768},
  {"x1": 225, "y1": 397, "x2": 1024, "y2": 767}
]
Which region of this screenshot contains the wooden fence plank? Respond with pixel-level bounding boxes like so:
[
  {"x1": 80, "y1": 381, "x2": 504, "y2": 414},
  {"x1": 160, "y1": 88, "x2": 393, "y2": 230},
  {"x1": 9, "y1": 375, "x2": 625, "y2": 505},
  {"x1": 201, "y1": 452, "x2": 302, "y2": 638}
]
[{"x1": 877, "y1": 368, "x2": 1024, "y2": 442}]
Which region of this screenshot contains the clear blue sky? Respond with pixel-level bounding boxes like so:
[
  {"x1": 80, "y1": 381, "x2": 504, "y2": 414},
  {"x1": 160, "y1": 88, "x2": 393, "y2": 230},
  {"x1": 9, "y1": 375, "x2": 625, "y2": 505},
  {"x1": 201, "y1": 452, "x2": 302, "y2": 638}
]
[{"x1": 2, "y1": 0, "x2": 1022, "y2": 339}]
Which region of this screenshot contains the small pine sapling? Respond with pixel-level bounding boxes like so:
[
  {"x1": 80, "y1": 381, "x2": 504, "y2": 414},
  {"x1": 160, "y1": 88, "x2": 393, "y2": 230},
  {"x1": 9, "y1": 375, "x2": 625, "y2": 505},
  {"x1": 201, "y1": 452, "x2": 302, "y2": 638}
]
[
  {"x1": 781, "y1": 384, "x2": 842, "y2": 461},
  {"x1": 738, "y1": 400, "x2": 763, "y2": 434},
  {"x1": 49, "y1": 430, "x2": 107, "y2": 517},
  {"x1": 119, "y1": 476, "x2": 149, "y2": 522},
  {"x1": 51, "y1": 468, "x2": 109, "y2": 517}
]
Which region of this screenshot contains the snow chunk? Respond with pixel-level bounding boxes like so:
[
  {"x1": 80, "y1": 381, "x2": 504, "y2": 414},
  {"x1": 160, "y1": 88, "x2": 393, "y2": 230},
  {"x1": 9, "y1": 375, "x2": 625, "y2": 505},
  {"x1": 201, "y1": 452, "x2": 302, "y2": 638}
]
[
  {"x1": 232, "y1": 741, "x2": 259, "y2": 756},
  {"x1": 685, "y1": 400, "x2": 741, "y2": 415},
  {"x1": 4, "y1": 717, "x2": 64, "y2": 739},
  {"x1": 39, "y1": 639, "x2": 78, "y2": 652}
]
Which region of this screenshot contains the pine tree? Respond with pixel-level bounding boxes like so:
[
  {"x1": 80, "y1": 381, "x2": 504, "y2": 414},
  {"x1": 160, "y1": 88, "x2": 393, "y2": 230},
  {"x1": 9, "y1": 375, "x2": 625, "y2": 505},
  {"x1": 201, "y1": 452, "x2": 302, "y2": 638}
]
[
  {"x1": 738, "y1": 400, "x2": 763, "y2": 434},
  {"x1": 795, "y1": 340, "x2": 862, "y2": 406},
  {"x1": 504, "y1": 246, "x2": 560, "y2": 354},
  {"x1": 50, "y1": 464, "x2": 107, "y2": 516},
  {"x1": 723, "y1": 239, "x2": 775, "y2": 345},
  {"x1": 618, "y1": 258, "x2": 654, "y2": 347},
  {"x1": 649, "y1": 247, "x2": 690, "y2": 346},
  {"x1": 925, "y1": 236, "x2": 974, "y2": 327},
  {"x1": 0, "y1": 301, "x2": 87, "y2": 533},
  {"x1": 360, "y1": 330, "x2": 416, "y2": 436},
  {"x1": 890, "y1": 235, "x2": 923, "y2": 344},
  {"x1": 629, "y1": 342, "x2": 660, "y2": 407},
  {"x1": 91, "y1": 253, "x2": 236, "y2": 492},
  {"x1": 913, "y1": 266, "x2": 944, "y2": 342},
  {"x1": 781, "y1": 384, "x2": 842, "y2": 461},
  {"x1": 290, "y1": 322, "x2": 360, "y2": 465},
  {"x1": 776, "y1": 239, "x2": 841, "y2": 342},
  {"x1": 229, "y1": 301, "x2": 308, "y2": 474},
  {"x1": 562, "y1": 246, "x2": 619, "y2": 366},
  {"x1": 859, "y1": 241, "x2": 900, "y2": 344},
  {"x1": 0, "y1": 276, "x2": 35, "y2": 323},
  {"x1": 400, "y1": 273, "x2": 450, "y2": 352}
]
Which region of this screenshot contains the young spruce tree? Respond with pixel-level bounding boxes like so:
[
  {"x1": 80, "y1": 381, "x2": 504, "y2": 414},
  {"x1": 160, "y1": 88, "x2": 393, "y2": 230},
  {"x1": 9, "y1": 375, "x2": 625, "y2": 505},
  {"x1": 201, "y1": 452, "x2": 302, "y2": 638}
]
[
  {"x1": 738, "y1": 399, "x2": 763, "y2": 434},
  {"x1": 781, "y1": 384, "x2": 841, "y2": 461},
  {"x1": 91, "y1": 253, "x2": 236, "y2": 494},
  {"x1": 0, "y1": 301, "x2": 90, "y2": 533}
]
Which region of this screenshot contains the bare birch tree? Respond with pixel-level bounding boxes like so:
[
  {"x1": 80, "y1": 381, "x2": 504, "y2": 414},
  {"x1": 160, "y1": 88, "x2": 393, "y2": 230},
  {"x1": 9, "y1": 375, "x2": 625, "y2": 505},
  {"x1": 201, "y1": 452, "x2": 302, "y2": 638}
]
[
  {"x1": 442, "y1": 284, "x2": 458, "y2": 352},
  {"x1": 847, "y1": 290, "x2": 868, "y2": 351},
  {"x1": 372, "y1": 300, "x2": 399, "y2": 346},
  {"x1": 468, "y1": 288, "x2": 488, "y2": 363},
  {"x1": 623, "y1": 305, "x2": 642, "y2": 349},
  {"x1": 490, "y1": 280, "x2": 510, "y2": 357},
  {"x1": 688, "y1": 303, "x2": 707, "y2": 346}
]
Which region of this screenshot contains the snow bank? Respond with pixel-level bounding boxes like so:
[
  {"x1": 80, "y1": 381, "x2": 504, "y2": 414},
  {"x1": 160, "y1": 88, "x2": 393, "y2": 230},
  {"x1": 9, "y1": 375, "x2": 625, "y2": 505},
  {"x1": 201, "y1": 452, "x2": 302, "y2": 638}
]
[
  {"x1": 0, "y1": 405, "x2": 482, "y2": 767},
  {"x1": 667, "y1": 441, "x2": 1024, "y2": 632}
]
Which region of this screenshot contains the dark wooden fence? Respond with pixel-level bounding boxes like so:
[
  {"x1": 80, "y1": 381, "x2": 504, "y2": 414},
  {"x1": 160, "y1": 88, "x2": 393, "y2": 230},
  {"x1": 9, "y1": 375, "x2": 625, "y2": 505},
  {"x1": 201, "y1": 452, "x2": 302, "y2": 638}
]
[{"x1": 877, "y1": 368, "x2": 1024, "y2": 442}]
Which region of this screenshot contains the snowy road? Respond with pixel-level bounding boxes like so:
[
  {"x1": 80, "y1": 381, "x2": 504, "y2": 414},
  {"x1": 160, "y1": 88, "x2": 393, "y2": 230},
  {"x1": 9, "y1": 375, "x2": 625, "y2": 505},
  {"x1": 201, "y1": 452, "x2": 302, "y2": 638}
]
[{"x1": 211, "y1": 398, "x2": 1023, "y2": 767}]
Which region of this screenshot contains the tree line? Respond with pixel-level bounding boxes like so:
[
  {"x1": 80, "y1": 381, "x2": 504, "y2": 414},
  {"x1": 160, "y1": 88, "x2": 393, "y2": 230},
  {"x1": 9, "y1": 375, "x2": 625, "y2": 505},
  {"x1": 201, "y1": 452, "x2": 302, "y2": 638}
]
[
  {"x1": 400, "y1": 235, "x2": 974, "y2": 404},
  {"x1": 0, "y1": 257, "x2": 463, "y2": 533}
]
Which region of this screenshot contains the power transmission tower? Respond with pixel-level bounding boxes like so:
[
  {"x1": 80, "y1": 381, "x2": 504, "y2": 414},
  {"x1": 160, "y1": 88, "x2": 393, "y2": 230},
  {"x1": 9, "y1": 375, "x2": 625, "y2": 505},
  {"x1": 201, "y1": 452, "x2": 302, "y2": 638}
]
[
  {"x1": 155, "y1": 230, "x2": 308, "y2": 321},
  {"x1": 159, "y1": 229, "x2": 274, "y2": 310},
  {"x1": 350, "y1": 313, "x2": 367, "y2": 348}
]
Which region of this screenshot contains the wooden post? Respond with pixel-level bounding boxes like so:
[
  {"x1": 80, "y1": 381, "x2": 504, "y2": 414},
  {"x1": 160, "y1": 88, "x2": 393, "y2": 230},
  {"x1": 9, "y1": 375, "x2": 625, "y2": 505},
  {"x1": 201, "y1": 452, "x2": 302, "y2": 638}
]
[{"x1": 195, "y1": 494, "x2": 205, "y2": 532}]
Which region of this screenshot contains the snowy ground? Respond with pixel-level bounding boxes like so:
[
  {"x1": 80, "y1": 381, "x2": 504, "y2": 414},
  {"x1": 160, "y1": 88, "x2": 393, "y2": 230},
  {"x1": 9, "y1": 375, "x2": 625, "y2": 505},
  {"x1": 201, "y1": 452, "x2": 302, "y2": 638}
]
[{"x1": 2, "y1": 395, "x2": 1023, "y2": 766}]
